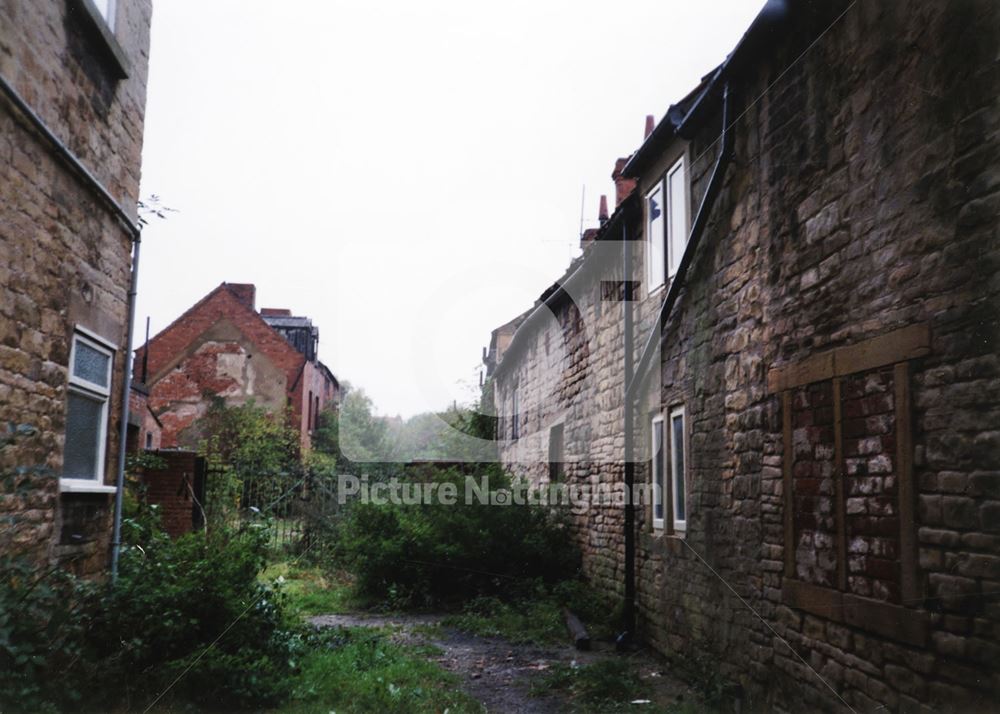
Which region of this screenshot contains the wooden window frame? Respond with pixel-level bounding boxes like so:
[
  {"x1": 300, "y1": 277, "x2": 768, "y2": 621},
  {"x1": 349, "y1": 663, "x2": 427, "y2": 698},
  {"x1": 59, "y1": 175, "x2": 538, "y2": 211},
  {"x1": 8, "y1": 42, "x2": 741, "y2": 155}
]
[{"x1": 769, "y1": 323, "x2": 930, "y2": 647}]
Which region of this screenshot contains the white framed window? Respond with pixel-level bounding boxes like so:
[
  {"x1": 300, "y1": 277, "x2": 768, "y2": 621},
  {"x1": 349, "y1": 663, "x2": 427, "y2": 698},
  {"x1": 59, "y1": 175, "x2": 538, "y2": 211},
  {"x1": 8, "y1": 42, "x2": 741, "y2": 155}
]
[
  {"x1": 651, "y1": 415, "x2": 665, "y2": 529},
  {"x1": 92, "y1": 0, "x2": 116, "y2": 29},
  {"x1": 645, "y1": 156, "x2": 689, "y2": 293},
  {"x1": 61, "y1": 329, "x2": 115, "y2": 491},
  {"x1": 645, "y1": 183, "x2": 666, "y2": 293},
  {"x1": 669, "y1": 405, "x2": 687, "y2": 532},
  {"x1": 666, "y1": 158, "x2": 688, "y2": 277}
]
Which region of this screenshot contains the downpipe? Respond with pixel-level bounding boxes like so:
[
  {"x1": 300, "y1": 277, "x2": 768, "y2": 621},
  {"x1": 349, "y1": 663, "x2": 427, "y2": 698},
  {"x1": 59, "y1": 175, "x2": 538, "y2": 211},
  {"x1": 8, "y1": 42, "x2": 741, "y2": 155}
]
[{"x1": 617, "y1": 83, "x2": 733, "y2": 648}]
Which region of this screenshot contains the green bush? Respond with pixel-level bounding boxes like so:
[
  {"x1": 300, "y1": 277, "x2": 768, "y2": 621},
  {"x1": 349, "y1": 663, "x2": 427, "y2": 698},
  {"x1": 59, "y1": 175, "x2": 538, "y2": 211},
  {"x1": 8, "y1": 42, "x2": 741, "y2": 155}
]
[
  {"x1": 0, "y1": 557, "x2": 92, "y2": 713},
  {"x1": 334, "y1": 466, "x2": 580, "y2": 608},
  {"x1": 0, "y1": 521, "x2": 302, "y2": 712},
  {"x1": 90, "y1": 524, "x2": 300, "y2": 709}
]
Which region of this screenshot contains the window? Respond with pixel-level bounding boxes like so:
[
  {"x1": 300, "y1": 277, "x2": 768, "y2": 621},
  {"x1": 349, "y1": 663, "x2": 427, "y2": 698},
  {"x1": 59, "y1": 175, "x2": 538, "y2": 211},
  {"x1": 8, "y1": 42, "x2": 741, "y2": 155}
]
[
  {"x1": 651, "y1": 415, "x2": 665, "y2": 529},
  {"x1": 144, "y1": 431, "x2": 153, "y2": 449},
  {"x1": 645, "y1": 183, "x2": 666, "y2": 292},
  {"x1": 62, "y1": 330, "x2": 114, "y2": 488},
  {"x1": 669, "y1": 406, "x2": 687, "y2": 532},
  {"x1": 92, "y1": 0, "x2": 116, "y2": 27},
  {"x1": 548, "y1": 424, "x2": 564, "y2": 482},
  {"x1": 652, "y1": 408, "x2": 687, "y2": 532},
  {"x1": 511, "y1": 383, "x2": 520, "y2": 440},
  {"x1": 666, "y1": 158, "x2": 688, "y2": 277},
  {"x1": 645, "y1": 156, "x2": 688, "y2": 293}
]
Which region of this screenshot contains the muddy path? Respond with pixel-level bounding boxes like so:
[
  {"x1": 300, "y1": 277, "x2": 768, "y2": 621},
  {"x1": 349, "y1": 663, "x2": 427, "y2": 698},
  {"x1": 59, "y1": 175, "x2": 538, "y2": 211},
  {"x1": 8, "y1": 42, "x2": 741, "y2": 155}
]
[{"x1": 310, "y1": 613, "x2": 698, "y2": 713}]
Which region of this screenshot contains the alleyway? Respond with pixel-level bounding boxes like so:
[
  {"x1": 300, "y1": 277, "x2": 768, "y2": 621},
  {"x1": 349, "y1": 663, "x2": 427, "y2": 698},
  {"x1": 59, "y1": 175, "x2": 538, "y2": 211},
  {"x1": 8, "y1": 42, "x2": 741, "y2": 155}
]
[{"x1": 310, "y1": 613, "x2": 703, "y2": 713}]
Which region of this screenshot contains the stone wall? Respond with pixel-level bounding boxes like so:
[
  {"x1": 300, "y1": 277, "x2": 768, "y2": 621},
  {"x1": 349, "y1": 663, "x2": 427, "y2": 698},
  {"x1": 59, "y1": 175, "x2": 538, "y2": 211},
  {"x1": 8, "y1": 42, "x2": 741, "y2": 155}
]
[
  {"x1": 0, "y1": 0, "x2": 152, "y2": 575},
  {"x1": 492, "y1": 1, "x2": 1000, "y2": 709}
]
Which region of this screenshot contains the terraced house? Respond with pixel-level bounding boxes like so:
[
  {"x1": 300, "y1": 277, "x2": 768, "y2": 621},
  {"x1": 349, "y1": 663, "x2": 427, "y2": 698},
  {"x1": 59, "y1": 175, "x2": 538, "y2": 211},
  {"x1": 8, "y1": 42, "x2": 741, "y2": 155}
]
[
  {"x1": 488, "y1": 1, "x2": 1000, "y2": 710},
  {"x1": 0, "y1": 0, "x2": 152, "y2": 575}
]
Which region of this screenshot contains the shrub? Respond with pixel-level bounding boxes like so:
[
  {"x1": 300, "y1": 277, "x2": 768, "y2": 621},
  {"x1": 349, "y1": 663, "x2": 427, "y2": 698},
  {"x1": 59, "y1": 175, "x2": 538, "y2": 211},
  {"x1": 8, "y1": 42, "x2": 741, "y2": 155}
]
[
  {"x1": 0, "y1": 557, "x2": 91, "y2": 713},
  {"x1": 87, "y1": 524, "x2": 300, "y2": 709},
  {"x1": 333, "y1": 466, "x2": 580, "y2": 608},
  {"x1": 0, "y1": 521, "x2": 302, "y2": 712}
]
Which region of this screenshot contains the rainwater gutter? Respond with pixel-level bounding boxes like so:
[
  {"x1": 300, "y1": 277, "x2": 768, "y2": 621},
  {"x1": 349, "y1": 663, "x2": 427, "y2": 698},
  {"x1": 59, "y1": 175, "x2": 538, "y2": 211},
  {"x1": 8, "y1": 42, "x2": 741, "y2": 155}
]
[{"x1": 0, "y1": 73, "x2": 143, "y2": 582}]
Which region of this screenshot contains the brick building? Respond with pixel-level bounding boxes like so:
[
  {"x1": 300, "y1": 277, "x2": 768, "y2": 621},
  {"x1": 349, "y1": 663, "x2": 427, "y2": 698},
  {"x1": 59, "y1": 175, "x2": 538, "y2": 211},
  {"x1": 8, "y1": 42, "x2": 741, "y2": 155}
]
[
  {"x1": 489, "y1": 1, "x2": 999, "y2": 710},
  {"x1": 134, "y1": 282, "x2": 339, "y2": 450},
  {"x1": 0, "y1": 0, "x2": 152, "y2": 575}
]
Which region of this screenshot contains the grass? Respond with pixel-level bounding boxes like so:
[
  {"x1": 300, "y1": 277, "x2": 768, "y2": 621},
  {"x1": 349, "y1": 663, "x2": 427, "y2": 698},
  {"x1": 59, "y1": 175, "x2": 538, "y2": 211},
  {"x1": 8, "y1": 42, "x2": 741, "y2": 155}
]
[
  {"x1": 272, "y1": 627, "x2": 482, "y2": 714},
  {"x1": 531, "y1": 658, "x2": 711, "y2": 714},
  {"x1": 261, "y1": 561, "x2": 356, "y2": 617},
  {"x1": 441, "y1": 580, "x2": 618, "y2": 645}
]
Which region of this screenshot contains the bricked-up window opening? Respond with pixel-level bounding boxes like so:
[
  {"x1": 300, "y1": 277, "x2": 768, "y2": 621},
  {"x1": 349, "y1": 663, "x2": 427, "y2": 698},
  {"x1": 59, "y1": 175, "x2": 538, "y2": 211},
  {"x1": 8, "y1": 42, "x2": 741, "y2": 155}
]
[
  {"x1": 651, "y1": 415, "x2": 665, "y2": 529},
  {"x1": 548, "y1": 424, "x2": 564, "y2": 483},
  {"x1": 771, "y1": 323, "x2": 929, "y2": 646},
  {"x1": 842, "y1": 367, "x2": 900, "y2": 602},
  {"x1": 788, "y1": 370, "x2": 902, "y2": 603},
  {"x1": 63, "y1": 330, "x2": 114, "y2": 485},
  {"x1": 791, "y1": 381, "x2": 838, "y2": 588},
  {"x1": 669, "y1": 405, "x2": 687, "y2": 532}
]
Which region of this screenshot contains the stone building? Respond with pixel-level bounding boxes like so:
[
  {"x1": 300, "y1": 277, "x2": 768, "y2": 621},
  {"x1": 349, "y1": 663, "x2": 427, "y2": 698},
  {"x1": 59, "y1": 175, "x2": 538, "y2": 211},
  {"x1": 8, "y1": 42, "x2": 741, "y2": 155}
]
[
  {"x1": 133, "y1": 282, "x2": 339, "y2": 451},
  {"x1": 0, "y1": 0, "x2": 152, "y2": 575},
  {"x1": 488, "y1": 1, "x2": 1000, "y2": 710}
]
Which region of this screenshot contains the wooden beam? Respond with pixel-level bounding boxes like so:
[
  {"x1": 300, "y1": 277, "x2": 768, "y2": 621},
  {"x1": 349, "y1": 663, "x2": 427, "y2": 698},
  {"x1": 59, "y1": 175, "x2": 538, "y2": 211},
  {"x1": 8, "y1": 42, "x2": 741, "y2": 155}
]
[
  {"x1": 833, "y1": 378, "x2": 847, "y2": 592},
  {"x1": 782, "y1": 390, "x2": 795, "y2": 579},
  {"x1": 895, "y1": 362, "x2": 920, "y2": 603},
  {"x1": 767, "y1": 322, "x2": 931, "y2": 393}
]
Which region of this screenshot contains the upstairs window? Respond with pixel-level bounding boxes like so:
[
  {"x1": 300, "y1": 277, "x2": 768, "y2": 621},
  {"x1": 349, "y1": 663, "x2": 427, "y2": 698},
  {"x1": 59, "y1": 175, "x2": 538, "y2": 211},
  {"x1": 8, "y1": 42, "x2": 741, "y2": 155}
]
[
  {"x1": 62, "y1": 330, "x2": 114, "y2": 488},
  {"x1": 645, "y1": 156, "x2": 688, "y2": 293},
  {"x1": 645, "y1": 183, "x2": 666, "y2": 292},
  {"x1": 92, "y1": 0, "x2": 116, "y2": 27}
]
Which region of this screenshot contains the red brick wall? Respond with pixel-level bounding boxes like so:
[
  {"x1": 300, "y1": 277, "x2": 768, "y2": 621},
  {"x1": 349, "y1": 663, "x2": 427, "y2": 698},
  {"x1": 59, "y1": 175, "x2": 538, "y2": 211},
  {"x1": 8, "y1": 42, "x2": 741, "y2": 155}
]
[
  {"x1": 135, "y1": 284, "x2": 308, "y2": 446},
  {"x1": 139, "y1": 450, "x2": 202, "y2": 538}
]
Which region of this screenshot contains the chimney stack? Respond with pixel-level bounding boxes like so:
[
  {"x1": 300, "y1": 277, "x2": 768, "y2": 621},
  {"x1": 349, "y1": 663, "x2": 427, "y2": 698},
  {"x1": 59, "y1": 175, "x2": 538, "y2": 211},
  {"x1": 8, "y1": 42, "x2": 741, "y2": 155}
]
[
  {"x1": 612, "y1": 157, "x2": 637, "y2": 207},
  {"x1": 598, "y1": 194, "x2": 609, "y2": 225},
  {"x1": 644, "y1": 114, "x2": 656, "y2": 139},
  {"x1": 225, "y1": 283, "x2": 256, "y2": 311}
]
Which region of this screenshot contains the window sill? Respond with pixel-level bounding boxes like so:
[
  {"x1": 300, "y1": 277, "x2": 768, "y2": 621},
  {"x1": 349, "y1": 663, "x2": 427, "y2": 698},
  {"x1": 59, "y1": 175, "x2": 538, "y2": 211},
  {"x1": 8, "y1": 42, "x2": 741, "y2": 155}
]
[
  {"x1": 72, "y1": 0, "x2": 131, "y2": 78},
  {"x1": 782, "y1": 578, "x2": 929, "y2": 647},
  {"x1": 60, "y1": 479, "x2": 118, "y2": 494}
]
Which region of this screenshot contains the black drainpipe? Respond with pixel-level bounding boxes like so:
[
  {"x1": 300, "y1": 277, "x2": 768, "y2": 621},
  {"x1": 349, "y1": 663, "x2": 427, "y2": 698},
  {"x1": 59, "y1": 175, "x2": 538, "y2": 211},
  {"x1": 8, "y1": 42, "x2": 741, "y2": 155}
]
[
  {"x1": 618, "y1": 83, "x2": 733, "y2": 646},
  {"x1": 619, "y1": 218, "x2": 636, "y2": 648}
]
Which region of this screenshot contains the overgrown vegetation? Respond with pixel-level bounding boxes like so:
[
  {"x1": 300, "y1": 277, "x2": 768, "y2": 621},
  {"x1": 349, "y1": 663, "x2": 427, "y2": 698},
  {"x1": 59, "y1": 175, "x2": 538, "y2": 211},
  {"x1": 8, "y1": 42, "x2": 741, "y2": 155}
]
[
  {"x1": 274, "y1": 627, "x2": 481, "y2": 714},
  {"x1": 442, "y1": 579, "x2": 618, "y2": 645},
  {"x1": 0, "y1": 511, "x2": 301, "y2": 712},
  {"x1": 262, "y1": 561, "x2": 356, "y2": 617},
  {"x1": 532, "y1": 658, "x2": 651, "y2": 712},
  {"x1": 331, "y1": 465, "x2": 580, "y2": 609}
]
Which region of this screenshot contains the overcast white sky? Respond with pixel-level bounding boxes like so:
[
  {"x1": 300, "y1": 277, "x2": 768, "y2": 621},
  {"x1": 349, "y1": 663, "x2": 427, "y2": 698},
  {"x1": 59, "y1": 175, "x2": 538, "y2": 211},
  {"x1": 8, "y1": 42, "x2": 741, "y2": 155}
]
[{"x1": 136, "y1": 0, "x2": 764, "y2": 418}]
